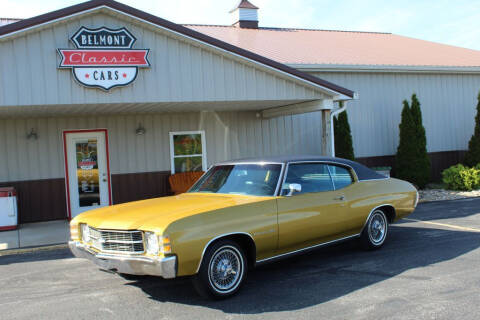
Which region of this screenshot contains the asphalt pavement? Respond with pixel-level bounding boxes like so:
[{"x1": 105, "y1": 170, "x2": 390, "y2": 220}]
[{"x1": 1, "y1": 198, "x2": 480, "y2": 320}]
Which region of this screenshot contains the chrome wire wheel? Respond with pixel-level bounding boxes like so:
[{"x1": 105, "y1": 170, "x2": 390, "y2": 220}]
[
  {"x1": 207, "y1": 246, "x2": 243, "y2": 294},
  {"x1": 368, "y1": 210, "x2": 388, "y2": 245}
]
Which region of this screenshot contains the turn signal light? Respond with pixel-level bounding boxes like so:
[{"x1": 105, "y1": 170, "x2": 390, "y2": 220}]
[{"x1": 161, "y1": 236, "x2": 172, "y2": 254}]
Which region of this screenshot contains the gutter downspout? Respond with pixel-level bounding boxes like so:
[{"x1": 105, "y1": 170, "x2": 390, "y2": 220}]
[{"x1": 330, "y1": 101, "x2": 348, "y2": 157}]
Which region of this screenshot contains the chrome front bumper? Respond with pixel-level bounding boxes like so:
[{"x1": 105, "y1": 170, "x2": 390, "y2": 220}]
[{"x1": 69, "y1": 241, "x2": 177, "y2": 279}]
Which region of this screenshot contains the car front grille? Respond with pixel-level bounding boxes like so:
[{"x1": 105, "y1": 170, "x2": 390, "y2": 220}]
[{"x1": 87, "y1": 226, "x2": 144, "y2": 254}]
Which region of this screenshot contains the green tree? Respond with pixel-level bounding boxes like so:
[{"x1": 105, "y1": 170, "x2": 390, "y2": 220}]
[
  {"x1": 333, "y1": 102, "x2": 355, "y2": 160},
  {"x1": 396, "y1": 94, "x2": 431, "y2": 188},
  {"x1": 464, "y1": 92, "x2": 480, "y2": 167}
]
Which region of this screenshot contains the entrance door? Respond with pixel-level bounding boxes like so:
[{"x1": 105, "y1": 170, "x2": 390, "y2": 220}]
[{"x1": 63, "y1": 130, "x2": 112, "y2": 219}]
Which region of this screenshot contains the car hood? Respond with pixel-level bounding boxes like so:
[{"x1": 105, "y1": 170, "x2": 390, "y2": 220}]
[{"x1": 73, "y1": 193, "x2": 274, "y2": 232}]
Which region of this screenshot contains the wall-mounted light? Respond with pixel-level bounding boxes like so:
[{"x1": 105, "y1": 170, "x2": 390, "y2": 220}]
[
  {"x1": 135, "y1": 123, "x2": 146, "y2": 135},
  {"x1": 27, "y1": 128, "x2": 38, "y2": 140}
]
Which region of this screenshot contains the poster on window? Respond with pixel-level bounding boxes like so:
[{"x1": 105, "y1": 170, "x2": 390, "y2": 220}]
[{"x1": 76, "y1": 139, "x2": 100, "y2": 207}]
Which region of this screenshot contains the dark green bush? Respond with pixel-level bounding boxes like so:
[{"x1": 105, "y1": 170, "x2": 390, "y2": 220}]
[
  {"x1": 333, "y1": 101, "x2": 355, "y2": 160},
  {"x1": 396, "y1": 94, "x2": 431, "y2": 188},
  {"x1": 464, "y1": 92, "x2": 480, "y2": 167},
  {"x1": 442, "y1": 164, "x2": 480, "y2": 191}
]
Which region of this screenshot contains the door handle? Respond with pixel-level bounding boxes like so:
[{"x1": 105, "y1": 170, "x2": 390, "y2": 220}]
[{"x1": 334, "y1": 195, "x2": 345, "y2": 201}]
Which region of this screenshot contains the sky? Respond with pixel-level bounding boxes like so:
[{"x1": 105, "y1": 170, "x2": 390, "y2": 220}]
[{"x1": 2, "y1": 0, "x2": 480, "y2": 50}]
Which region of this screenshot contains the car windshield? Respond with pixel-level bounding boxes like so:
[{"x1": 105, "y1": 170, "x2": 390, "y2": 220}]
[{"x1": 189, "y1": 163, "x2": 282, "y2": 196}]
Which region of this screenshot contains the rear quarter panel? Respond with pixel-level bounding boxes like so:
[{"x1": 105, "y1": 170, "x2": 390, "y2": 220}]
[
  {"x1": 345, "y1": 177, "x2": 417, "y2": 233},
  {"x1": 164, "y1": 198, "x2": 278, "y2": 276}
]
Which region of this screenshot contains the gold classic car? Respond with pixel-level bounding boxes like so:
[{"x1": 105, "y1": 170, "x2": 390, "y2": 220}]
[{"x1": 69, "y1": 156, "x2": 418, "y2": 299}]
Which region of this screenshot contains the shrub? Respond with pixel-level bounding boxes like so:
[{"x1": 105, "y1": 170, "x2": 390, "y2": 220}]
[
  {"x1": 442, "y1": 164, "x2": 480, "y2": 191},
  {"x1": 333, "y1": 101, "x2": 355, "y2": 160},
  {"x1": 464, "y1": 92, "x2": 480, "y2": 167},
  {"x1": 396, "y1": 94, "x2": 431, "y2": 188}
]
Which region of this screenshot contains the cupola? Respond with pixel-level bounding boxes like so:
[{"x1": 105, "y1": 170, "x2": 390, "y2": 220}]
[{"x1": 230, "y1": 0, "x2": 259, "y2": 29}]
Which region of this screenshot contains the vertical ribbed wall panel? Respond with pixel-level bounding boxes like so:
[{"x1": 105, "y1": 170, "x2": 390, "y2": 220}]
[
  {"x1": 0, "y1": 12, "x2": 323, "y2": 107},
  {"x1": 313, "y1": 72, "x2": 480, "y2": 157},
  {"x1": 0, "y1": 111, "x2": 324, "y2": 183}
]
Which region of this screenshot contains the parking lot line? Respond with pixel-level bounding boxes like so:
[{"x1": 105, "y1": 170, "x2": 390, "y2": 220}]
[{"x1": 403, "y1": 218, "x2": 480, "y2": 233}]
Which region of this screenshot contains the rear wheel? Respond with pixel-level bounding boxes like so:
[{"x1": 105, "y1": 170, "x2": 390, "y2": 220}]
[
  {"x1": 360, "y1": 209, "x2": 388, "y2": 250},
  {"x1": 193, "y1": 240, "x2": 247, "y2": 299}
]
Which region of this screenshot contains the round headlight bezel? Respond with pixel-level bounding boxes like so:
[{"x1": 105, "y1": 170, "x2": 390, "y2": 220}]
[
  {"x1": 145, "y1": 231, "x2": 159, "y2": 255},
  {"x1": 81, "y1": 224, "x2": 90, "y2": 243}
]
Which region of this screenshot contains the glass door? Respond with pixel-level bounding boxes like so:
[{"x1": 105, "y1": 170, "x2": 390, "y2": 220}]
[{"x1": 64, "y1": 130, "x2": 111, "y2": 219}]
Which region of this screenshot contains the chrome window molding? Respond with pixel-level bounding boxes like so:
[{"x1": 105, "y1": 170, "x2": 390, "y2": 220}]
[
  {"x1": 195, "y1": 232, "x2": 255, "y2": 273},
  {"x1": 255, "y1": 233, "x2": 360, "y2": 264},
  {"x1": 278, "y1": 160, "x2": 356, "y2": 196}
]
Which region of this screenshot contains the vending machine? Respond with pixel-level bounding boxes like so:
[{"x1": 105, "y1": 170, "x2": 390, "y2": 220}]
[{"x1": 0, "y1": 187, "x2": 18, "y2": 231}]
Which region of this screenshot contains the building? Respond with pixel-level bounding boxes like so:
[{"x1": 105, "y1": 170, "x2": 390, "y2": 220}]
[
  {"x1": 0, "y1": 0, "x2": 354, "y2": 223},
  {"x1": 0, "y1": 0, "x2": 479, "y2": 224}
]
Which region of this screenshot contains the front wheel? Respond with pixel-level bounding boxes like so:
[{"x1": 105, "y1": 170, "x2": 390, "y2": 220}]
[
  {"x1": 360, "y1": 209, "x2": 389, "y2": 250},
  {"x1": 193, "y1": 240, "x2": 247, "y2": 299}
]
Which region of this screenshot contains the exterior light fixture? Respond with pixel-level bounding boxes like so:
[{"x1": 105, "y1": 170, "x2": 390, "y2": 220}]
[
  {"x1": 27, "y1": 128, "x2": 38, "y2": 140},
  {"x1": 135, "y1": 123, "x2": 146, "y2": 135}
]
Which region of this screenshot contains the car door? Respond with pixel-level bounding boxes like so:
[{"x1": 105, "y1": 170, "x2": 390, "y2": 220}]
[{"x1": 276, "y1": 162, "x2": 355, "y2": 254}]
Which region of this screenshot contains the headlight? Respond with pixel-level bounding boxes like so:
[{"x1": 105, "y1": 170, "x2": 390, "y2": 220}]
[
  {"x1": 145, "y1": 232, "x2": 171, "y2": 255},
  {"x1": 80, "y1": 224, "x2": 90, "y2": 243},
  {"x1": 145, "y1": 232, "x2": 159, "y2": 255}
]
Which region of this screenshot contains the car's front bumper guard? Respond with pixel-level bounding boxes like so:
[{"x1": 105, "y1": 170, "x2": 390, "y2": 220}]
[{"x1": 68, "y1": 241, "x2": 176, "y2": 279}]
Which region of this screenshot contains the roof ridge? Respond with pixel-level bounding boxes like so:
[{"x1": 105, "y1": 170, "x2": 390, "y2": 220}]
[{"x1": 184, "y1": 24, "x2": 392, "y2": 35}]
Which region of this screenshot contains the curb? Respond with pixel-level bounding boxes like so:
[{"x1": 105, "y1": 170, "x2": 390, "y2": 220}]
[{"x1": 0, "y1": 243, "x2": 68, "y2": 257}]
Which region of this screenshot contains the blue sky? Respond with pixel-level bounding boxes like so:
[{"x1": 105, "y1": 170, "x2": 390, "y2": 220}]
[{"x1": 2, "y1": 0, "x2": 480, "y2": 50}]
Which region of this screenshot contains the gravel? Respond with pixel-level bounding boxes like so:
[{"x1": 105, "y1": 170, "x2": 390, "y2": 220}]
[{"x1": 419, "y1": 188, "x2": 480, "y2": 202}]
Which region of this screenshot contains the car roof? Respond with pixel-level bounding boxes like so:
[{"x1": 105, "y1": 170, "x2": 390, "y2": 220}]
[{"x1": 216, "y1": 155, "x2": 387, "y2": 181}]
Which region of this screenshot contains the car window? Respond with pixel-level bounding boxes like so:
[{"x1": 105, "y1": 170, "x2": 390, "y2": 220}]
[
  {"x1": 328, "y1": 165, "x2": 353, "y2": 190},
  {"x1": 281, "y1": 163, "x2": 334, "y2": 195},
  {"x1": 189, "y1": 164, "x2": 282, "y2": 196}
]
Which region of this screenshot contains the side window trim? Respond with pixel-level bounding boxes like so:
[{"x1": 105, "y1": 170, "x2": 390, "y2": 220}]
[
  {"x1": 328, "y1": 164, "x2": 354, "y2": 190},
  {"x1": 326, "y1": 165, "x2": 336, "y2": 190},
  {"x1": 281, "y1": 161, "x2": 356, "y2": 195},
  {"x1": 281, "y1": 161, "x2": 335, "y2": 195}
]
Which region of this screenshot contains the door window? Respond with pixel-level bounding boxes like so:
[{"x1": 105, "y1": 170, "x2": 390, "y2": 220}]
[
  {"x1": 76, "y1": 139, "x2": 100, "y2": 207},
  {"x1": 281, "y1": 163, "x2": 334, "y2": 195},
  {"x1": 328, "y1": 165, "x2": 353, "y2": 190}
]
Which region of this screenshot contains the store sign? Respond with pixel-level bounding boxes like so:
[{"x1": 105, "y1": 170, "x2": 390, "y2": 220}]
[{"x1": 58, "y1": 27, "x2": 150, "y2": 90}]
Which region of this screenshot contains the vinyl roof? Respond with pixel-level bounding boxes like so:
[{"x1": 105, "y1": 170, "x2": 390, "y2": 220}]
[
  {"x1": 187, "y1": 25, "x2": 480, "y2": 67},
  {"x1": 217, "y1": 155, "x2": 387, "y2": 181}
]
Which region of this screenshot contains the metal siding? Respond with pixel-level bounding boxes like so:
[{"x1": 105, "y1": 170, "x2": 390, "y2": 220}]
[
  {"x1": 0, "y1": 12, "x2": 324, "y2": 107},
  {"x1": 0, "y1": 111, "x2": 324, "y2": 183},
  {"x1": 312, "y1": 72, "x2": 480, "y2": 157}
]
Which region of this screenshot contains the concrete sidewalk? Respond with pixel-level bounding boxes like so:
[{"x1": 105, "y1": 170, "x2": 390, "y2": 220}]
[{"x1": 0, "y1": 220, "x2": 69, "y2": 250}]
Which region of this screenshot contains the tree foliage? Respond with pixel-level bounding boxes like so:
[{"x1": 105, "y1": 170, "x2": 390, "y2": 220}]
[
  {"x1": 464, "y1": 92, "x2": 480, "y2": 167},
  {"x1": 333, "y1": 102, "x2": 355, "y2": 160},
  {"x1": 396, "y1": 94, "x2": 431, "y2": 188}
]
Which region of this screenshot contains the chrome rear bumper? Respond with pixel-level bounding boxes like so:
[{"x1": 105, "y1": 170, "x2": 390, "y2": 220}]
[{"x1": 69, "y1": 241, "x2": 176, "y2": 279}]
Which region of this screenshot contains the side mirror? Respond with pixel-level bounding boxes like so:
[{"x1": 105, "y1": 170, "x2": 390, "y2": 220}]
[{"x1": 287, "y1": 183, "x2": 302, "y2": 196}]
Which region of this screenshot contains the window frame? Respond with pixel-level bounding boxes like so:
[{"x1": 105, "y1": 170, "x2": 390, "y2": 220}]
[
  {"x1": 169, "y1": 130, "x2": 207, "y2": 174},
  {"x1": 280, "y1": 161, "x2": 356, "y2": 196},
  {"x1": 327, "y1": 164, "x2": 354, "y2": 190}
]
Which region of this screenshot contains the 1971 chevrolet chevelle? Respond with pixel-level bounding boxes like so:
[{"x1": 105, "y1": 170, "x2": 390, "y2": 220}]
[{"x1": 69, "y1": 156, "x2": 418, "y2": 299}]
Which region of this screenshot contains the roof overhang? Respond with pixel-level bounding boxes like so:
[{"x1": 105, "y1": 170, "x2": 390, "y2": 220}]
[
  {"x1": 0, "y1": 0, "x2": 355, "y2": 100},
  {"x1": 290, "y1": 63, "x2": 480, "y2": 74}
]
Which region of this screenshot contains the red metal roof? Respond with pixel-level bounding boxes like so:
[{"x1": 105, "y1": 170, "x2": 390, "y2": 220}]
[{"x1": 186, "y1": 25, "x2": 480, "y2": 67}]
